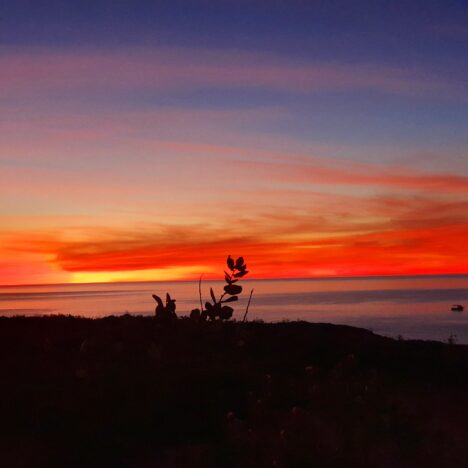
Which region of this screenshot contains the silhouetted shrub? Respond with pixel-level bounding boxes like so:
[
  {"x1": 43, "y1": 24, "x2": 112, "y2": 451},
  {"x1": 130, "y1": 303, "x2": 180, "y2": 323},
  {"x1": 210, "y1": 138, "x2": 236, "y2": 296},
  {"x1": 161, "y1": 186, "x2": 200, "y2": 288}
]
[
  {"x1": 151, "y1": 256, "x2": 250, "y2": 322},
  {"x1": 152, "y1": 293, "x2": 177, "y2": 323},
  {"x1": 191, "y1": 255, "x2": 249, "y2": 321}
]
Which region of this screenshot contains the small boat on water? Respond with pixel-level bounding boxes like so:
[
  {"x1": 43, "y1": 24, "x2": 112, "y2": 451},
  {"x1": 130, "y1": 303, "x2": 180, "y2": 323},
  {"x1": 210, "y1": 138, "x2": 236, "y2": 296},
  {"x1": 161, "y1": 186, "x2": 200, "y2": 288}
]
[{"x1": 451, "y1": 304, "x2": 464, "y2": 312}]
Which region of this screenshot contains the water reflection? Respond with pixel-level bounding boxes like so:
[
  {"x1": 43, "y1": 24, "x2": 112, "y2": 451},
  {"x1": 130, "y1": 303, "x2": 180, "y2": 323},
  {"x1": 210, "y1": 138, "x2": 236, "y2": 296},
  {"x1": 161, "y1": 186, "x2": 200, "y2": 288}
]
[{"x1": 1, "y1": 275, "x2": 467, "y2": 343}]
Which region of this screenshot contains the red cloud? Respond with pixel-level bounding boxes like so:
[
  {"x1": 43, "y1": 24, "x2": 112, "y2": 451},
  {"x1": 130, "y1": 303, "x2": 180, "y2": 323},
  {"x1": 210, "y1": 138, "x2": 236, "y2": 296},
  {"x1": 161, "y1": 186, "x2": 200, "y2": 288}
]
[
  {"x1": 234, "y1": 159, "x2": 468, "y2": 194},
  {"x1": 3, "y1": 192, "x2": 467, "y2": 282}
]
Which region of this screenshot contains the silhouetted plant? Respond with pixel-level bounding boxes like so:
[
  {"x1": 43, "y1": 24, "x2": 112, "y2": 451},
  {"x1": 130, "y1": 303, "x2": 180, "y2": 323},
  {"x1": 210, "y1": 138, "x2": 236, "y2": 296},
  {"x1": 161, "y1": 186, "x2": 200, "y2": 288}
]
[
  {"x1": 191, "y1": 255, "x2": 249, "y2": 321},
  {"x1": 152, "y1": 293, "x2": 177, "y2": 323}
]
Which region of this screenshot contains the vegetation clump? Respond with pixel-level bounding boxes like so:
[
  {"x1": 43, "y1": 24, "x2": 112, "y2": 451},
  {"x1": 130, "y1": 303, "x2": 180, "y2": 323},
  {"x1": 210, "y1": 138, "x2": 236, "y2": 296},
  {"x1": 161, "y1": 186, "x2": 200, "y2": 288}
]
[
  {"x1": 1, "y1": 317, "x2": 468, "y2": 467},
  {"x1": 152, "y1": 293, "x2": 177, "y2": 323},
  {"x1": 191, "y1": 255, "x2": 249, "y2": 321},
  {"x1": 152, "y1": 255, "x2": 251, "y2": 322}
]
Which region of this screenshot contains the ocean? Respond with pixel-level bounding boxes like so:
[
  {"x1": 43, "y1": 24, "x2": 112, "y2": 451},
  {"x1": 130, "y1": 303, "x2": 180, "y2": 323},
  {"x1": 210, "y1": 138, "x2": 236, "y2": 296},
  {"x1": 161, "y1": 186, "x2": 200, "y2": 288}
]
[{"x1": 1, "y1": 275, "x2": 468, "y2": 343}]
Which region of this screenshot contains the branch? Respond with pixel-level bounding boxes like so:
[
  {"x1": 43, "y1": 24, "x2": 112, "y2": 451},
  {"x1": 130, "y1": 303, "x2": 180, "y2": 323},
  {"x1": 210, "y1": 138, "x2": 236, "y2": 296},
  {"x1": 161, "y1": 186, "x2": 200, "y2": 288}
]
[{"x1": 199, "y1": 274, "x2": 204, "y2": 313}]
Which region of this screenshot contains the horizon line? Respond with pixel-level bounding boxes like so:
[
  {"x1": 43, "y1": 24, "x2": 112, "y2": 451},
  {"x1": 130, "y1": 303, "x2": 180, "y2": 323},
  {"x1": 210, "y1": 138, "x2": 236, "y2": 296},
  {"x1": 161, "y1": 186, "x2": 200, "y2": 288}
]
[{"x1": 1, "y1": 272, "x2": 467, "y2": 288}]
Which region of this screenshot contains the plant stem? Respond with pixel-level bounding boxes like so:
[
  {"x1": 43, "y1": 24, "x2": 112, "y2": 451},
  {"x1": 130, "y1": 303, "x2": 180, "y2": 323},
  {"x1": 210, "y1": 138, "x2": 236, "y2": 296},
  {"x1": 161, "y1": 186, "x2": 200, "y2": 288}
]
[
  {"x1": 219, "y1": 292, "x2": 227, "y2": 303},
  {"x1": 199, "y1": 274, "x2": 204, "y2": 312},
  {"x1": 219, "y1": 267, "x2": 235, "y2": 304},
  {"x1": 242, "y1": 289, "x2": 254, "y2": 322}
]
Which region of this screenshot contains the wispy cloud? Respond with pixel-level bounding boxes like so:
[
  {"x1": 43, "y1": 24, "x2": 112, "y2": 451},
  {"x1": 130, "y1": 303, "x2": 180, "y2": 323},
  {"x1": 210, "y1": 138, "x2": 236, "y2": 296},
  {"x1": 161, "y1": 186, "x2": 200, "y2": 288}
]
[
  {"x1": 2, "y1": 5, "x2": 468, "y2": 286},
  {"x1": 4, "y1": 192, "x2": 467, "y2": 281},
  {"x1": 234, "y1": 158, "x2": 468, "y2": 194},
  {"x1": 1, "y1": 47, "x2": 465, "y2": 101}
]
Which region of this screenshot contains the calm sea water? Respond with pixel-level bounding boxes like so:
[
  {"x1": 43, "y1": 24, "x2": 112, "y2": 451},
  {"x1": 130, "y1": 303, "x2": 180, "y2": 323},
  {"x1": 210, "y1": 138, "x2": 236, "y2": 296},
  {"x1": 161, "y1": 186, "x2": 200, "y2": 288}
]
[{"x1": 1, "y1": 275, "x2": 468, "y2": 343}]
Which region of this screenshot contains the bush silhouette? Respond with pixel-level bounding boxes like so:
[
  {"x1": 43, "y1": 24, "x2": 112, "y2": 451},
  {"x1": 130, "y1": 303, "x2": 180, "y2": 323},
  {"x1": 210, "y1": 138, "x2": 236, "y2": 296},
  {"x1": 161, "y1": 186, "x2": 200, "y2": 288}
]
[
  {"x1": 152, "y1": 293, "x2": 177, "y2": 323},
  {"x1": 191, "y1": 255, "x2": 249, "y2": 321},
  {"x1": 152, "y1": 256, "x2": 250, "y2": 322}
]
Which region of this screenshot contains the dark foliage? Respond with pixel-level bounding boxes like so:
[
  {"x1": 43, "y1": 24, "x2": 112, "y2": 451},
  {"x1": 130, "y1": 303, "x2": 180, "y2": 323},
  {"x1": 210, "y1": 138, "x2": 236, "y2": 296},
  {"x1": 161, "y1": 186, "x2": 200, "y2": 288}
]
[
  {"x1": 152, "y1": 293, "x2": 177, "y2": 323},
  {"x1": 191, "y1": 256, "x2": 249, "y2": 321},
  {"x1": 1, "y1": 317, "x2": 468, "y2": 467}
]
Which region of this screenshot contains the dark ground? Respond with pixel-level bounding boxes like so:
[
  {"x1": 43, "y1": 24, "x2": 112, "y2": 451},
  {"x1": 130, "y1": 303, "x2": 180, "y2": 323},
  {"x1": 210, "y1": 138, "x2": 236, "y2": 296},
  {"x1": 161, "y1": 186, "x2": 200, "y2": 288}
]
[{"x1": 0, "y1": 316, "x2": 468, "y2": 467}]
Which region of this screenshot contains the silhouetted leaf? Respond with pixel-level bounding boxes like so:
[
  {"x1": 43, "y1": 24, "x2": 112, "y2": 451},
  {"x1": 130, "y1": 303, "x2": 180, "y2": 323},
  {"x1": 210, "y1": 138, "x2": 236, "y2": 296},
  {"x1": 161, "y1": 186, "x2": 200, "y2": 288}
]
[
  {"x1": 206, "y1": 302, "x2": 218, "y2": 320},
  {"x1": 227, "y1": 255, "x2": 235, "y2": 270},
  {"x1": 224, "y1": 284, "x2": 242, "y2": 295},
  {"x1": 235, "y1": 257, "x2": 244, "y2": 269},
  {"x1": 152, "y1": 295, "x2": 164, "y2": 308},
  {"x1": 167, "y1": 300, "x2": 176, "y2": 314},
  {"x1": 163, "y1": 293, "x2": 176, "y2": 314},
  {"x1": 222, "y1": 296, "x2": 238, "y2": 303},
  {"x1": 210, "y1": 288, "x2": 217, "y2": 303},
  {"x1": 220, "y1": 306, "x2": 234, "y2": 320},
  {"x1": 233, "y1": 270, "x2": 249, "y2": 278},
  {"x1": 224, "y1": 271, "x2": 232, "y2": 283}
]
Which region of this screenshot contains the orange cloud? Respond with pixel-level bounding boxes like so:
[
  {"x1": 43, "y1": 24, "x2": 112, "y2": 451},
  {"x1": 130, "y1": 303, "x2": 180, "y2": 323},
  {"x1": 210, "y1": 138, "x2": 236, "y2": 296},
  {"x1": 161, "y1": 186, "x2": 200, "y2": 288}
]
[
  {"x1": 2, "y1": 191, "x2": 467, "y2": 285},
  {"x1": 2, "y1": 104, "x2": 467, "y2": 285}
]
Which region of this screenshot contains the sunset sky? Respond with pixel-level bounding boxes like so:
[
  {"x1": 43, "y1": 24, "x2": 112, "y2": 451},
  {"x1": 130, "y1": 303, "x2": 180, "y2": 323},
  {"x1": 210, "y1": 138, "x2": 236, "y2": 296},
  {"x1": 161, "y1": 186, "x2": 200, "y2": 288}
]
[{"x1": 1, "y1": 0, "x2": 468, "y2": 285}]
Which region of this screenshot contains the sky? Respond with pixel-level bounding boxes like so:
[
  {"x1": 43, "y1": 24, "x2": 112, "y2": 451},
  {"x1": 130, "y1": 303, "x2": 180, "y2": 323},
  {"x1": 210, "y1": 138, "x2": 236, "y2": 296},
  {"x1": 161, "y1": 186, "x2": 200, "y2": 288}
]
[{"x1": 1, "y1": 0, "x2": 468, "y2": 285}]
